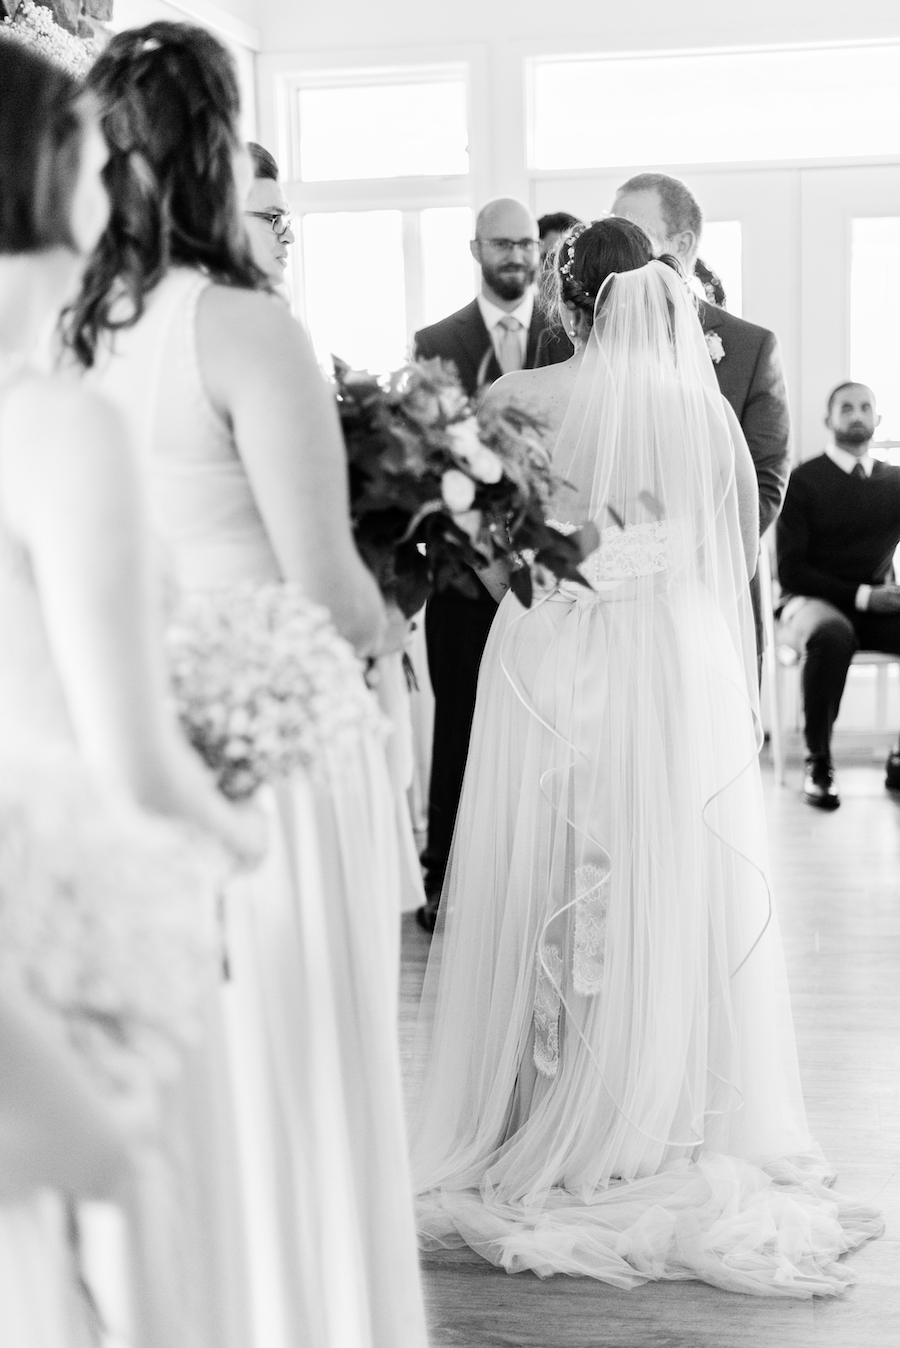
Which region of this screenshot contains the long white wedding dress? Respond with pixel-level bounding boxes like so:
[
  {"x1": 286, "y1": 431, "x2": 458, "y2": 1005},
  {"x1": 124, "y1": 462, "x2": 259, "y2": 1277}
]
[
  {"x1": 86, "y1": 268, "x2": 429, "y2": 1348},
  {"x1": 412, "y1": 263, "x2": 882, "y2": 1297}
]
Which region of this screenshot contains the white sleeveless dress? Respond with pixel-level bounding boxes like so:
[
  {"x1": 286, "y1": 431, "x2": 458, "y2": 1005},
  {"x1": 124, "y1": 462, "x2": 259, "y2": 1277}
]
[
  {"x1": 0, "y1": 389, "x2": 236, "y2": 1347},
  {"x1": 412, "y1": 520, "x2": 883, "y2": 1296},
  {"x1": 86, "y1": 268, "x2": 429, "y2": 1348}
]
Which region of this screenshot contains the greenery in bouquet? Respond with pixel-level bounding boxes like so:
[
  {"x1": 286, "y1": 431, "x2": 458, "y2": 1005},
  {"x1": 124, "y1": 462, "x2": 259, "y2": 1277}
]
[{"x1": 335, "y1": 357, "x2": 599, "y2": 617}]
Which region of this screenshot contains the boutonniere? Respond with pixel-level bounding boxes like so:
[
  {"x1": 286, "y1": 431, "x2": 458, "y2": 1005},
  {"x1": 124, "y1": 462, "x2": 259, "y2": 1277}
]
[{"x1": 705, "y1": 331, "x2": 725, "y2": 364}]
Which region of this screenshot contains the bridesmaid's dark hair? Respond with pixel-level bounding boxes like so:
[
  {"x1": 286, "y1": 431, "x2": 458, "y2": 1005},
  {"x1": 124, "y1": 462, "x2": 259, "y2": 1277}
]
[
  {"x1": 65, "y1": 22, "x2": 266, "y2": 368},
  {"x1": 0, "y1": 42, "x2": 84, "y2": 254}
]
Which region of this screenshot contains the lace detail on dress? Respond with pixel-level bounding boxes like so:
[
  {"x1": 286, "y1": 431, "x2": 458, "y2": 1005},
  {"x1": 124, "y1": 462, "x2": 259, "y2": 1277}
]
[
  {"x1": 533, "y1": 943, "x2": 563, "y2": 1079},
  {"x1": 548, "y1": 519, "x2": 670, "y2": 585},
  {"x1": 573, "y1": 863, "x2": 610, "y2": 997}
]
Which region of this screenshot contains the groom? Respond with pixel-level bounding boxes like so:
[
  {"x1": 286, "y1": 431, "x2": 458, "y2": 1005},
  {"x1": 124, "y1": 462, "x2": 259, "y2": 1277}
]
[
  {"x1": 612, "y1": 173, "x2": 792, "y2": 662},
  {"x1": 413, "y1": 198, "x2": 572, "y2": 931}
]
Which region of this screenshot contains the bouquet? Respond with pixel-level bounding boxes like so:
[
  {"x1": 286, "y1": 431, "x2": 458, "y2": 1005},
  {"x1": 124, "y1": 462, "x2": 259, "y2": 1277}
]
[
  {"x1": 335, "y1": 357, "x2": 599, "y2": 616},
  {"x1": 1, "y1": 0, "x2": 98, "y2": 77},
  {"x1": 167, "y1": 583, "x2": 385, "y2": 800}
]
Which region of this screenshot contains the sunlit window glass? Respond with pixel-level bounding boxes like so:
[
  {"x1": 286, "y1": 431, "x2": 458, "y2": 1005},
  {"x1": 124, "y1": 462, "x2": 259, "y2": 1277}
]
[
  {"x1": 531, "y1": 45, "x2": 900, "y2": 170},
  {"x1": 298, "y1": 80, "x2": 469, "y2": 182},
  {"x1": 420, "y1": 207, "x2": 475, "y2": 328},
  {"x1": 697, "y1": 221, "x2": 743, "y2": 319},
  {"x1": 851, "y1": 217, "x2": 900, "y2": 450},
  {"x1": 301, "y1": 211, "x2": 408, "y2": 375}
]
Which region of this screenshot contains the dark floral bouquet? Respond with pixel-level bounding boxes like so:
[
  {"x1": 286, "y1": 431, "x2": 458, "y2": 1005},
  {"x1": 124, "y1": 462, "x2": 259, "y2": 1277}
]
[{"x1": 334, "y1": 356, "x2": 599, "y2": 617}]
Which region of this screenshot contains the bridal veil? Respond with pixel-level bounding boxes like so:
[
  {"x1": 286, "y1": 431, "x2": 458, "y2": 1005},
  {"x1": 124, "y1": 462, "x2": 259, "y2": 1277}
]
[{"x1": 411, "y1": 261, "x2": 881, "y2": 1295}]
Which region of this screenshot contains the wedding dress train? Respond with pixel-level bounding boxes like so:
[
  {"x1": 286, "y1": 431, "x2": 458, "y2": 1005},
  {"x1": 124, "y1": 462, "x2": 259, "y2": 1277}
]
[{"x1": 411, "y1": 262, "x2": 882, "y2": 1298}]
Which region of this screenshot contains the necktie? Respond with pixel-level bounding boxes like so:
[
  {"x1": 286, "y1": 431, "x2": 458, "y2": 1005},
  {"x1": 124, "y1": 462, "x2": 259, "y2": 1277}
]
[
  {"x1": 852, "y1": 461, "x2": 867, "y2": 481},
  {"x1": 495, "y1": 315, "x2": 523, "y2": 374}
]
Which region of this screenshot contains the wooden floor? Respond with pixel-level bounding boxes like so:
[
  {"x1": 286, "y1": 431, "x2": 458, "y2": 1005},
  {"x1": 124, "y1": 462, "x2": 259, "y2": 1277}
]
[{"x1": 400, "y1": 751, "x2": 900, "y2": 1348}]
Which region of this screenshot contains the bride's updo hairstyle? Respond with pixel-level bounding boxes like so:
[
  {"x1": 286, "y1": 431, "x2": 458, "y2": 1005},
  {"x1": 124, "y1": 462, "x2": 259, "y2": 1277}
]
[
  {"x1": 544, "y1": 217, "x2": 680, "y2": 340},
  {"x1": 0, "y1": 43, "x2": 83, "y2": 254},
  {"x1": 66, "y1": 21, "x2": 264, "y2": 367}
]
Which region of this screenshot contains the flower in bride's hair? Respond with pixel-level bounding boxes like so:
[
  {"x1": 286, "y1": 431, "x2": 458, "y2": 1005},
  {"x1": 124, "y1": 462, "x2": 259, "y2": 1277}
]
[
  {"x1": 441, "y1": 468, "x2": 477, "y2": 512},
  {"x1": 469, "y1": 447, "x2": 504, "y2": 484}
]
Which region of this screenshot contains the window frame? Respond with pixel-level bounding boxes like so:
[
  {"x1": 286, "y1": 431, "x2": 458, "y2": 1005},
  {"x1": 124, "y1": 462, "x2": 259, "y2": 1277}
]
[{"x1": 257, "y1": 45, "x2": 489, "y2": 341}]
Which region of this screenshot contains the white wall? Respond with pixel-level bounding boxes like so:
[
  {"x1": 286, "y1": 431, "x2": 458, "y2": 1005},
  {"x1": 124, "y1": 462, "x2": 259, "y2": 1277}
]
[
  {"x1": 112, "y1": 0, "x2": 260, "y2": 136},
  {"x1": 257, "y1": 0, "x2": 900, "y2": 58}
]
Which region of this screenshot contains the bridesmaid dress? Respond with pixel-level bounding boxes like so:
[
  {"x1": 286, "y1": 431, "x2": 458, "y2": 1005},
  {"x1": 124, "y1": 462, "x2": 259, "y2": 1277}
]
[
  {"x1": 0, "y1": 398, "x2": 238, "y2": 1348},
  {"x1": 87, "y1": 268, "x2": 429, "y2": 1348}
]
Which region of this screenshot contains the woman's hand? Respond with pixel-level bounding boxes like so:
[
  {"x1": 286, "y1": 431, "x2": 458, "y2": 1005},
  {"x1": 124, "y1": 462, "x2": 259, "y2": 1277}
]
[
  {"x1": 375, "y1": 601, "x2": 413, "y2": 659},
  {"x1": 219, "y1": 797, "x2": 267, "y2": 870},
  {"x1": 476, "y1": 557, "x2": 513, "y2": 605}
]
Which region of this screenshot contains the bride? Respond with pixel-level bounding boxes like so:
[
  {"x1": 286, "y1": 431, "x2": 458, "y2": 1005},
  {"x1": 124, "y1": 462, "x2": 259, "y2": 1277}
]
[
  {"x1": 412, "y1": 218, "x2": 882, "y2": 1296},
  {"x1": 64, "y1": 23, "x2": 428, "y2": 1348}
]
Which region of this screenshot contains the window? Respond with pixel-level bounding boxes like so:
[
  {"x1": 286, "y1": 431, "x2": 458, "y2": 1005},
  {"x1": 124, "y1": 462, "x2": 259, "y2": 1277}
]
[
  {"x1": 300, "y1": 206, "x2": 474, "y2": 374},
  {"x1": 286, "y1": 63, "x2": 476, "y2": 375},
  {"x1": 302, "y1": 211, "x2": 408, "y2": 374},
  {"x1": 696, "y1": 221, "x2": 742, "y2": 318},
  {"x1": 850, "y1": 217, "x2": 900, "y2": 452},
  {"x1": 297, "y1": 78, "x2": 468, "y2": 182},
  {"x1": 530, "y1": 44, "x2": 900, "y2": 171},
  {"x1": 420, "y1": 207, "x2": 475, "y2": 328}
]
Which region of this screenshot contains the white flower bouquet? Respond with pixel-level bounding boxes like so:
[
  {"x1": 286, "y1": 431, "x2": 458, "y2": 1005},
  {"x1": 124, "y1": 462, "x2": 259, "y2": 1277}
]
[
  {"x1": 167, "y1": 582, "x2": 385, "y2": 800},
  {"x1": 1, "y1": 0, "x2": 97, "y2": 77},
  {"x1": 336, "y1": 357, "x2": 599, "y2": 614}
]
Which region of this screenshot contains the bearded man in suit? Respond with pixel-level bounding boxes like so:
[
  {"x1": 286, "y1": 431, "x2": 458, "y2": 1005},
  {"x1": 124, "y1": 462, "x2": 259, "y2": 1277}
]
[
  {"x1": 414, "y1": 197, "x2": 572, "y2": 931},
  {"x1": 612, "y1": 173, "x2": 792, "y2": 665}
]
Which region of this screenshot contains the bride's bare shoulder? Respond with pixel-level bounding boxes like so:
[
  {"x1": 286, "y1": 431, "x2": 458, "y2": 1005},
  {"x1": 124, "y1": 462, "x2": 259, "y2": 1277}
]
[{"x1": 479, "y1": 361, "x2": 577, "y2": 428}]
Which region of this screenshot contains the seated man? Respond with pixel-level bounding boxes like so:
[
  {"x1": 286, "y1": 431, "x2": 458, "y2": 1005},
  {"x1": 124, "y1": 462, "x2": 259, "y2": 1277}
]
[{"x1": 776, "y1": 381, "x2": 900, "y2": 808}]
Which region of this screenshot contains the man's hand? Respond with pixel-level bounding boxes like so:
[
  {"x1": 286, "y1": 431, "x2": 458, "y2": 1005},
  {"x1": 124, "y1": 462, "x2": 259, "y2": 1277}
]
[{"x1": 867, "y1": 584, "x2": 900, "y2": 614}]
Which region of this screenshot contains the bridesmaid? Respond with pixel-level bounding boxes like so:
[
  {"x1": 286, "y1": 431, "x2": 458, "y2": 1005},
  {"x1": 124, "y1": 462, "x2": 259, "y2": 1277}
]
[
  {"x1": 0, "y1": 42, "x2": 262, "y2": 1348},
  {"x1": 65, "y1": 23, "x2": 429, "y2": 1348}
]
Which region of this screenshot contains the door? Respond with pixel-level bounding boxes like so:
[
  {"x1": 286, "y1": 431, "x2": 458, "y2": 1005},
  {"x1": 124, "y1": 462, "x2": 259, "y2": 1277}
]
[{"x1": 799, "y1": 164, "x2": 900, "y2": 461}]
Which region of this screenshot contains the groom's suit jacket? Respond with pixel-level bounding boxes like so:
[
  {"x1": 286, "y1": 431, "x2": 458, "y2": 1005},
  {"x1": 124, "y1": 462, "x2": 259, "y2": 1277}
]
[
  {"x1": 414, "y1": 297, "x2": 572, "y2": 399},
  {"x1": 414, "y1": 299, "x2": 572, "y2": 898},
  {"x1": 699, "y1": 301, "x2": 792, "y2": 654}
]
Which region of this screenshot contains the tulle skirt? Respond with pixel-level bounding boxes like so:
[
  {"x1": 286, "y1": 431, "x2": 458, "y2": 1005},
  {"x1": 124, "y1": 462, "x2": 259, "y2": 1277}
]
[
  {"x1": 224, "y1": 725, "x2": 429, "y2": 1348},
  {"x1": 412, "y1": 580, "x2": 883, "y2": 1297}
]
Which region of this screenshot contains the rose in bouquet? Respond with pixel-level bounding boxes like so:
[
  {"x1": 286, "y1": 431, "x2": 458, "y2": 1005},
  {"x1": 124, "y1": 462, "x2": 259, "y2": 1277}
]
[
  {"x1": 335, "y1": 356, "x2": 599, "y2": 616},
  {"x1": 167, "y1": 582, "x2": 385, "y2": 800}
]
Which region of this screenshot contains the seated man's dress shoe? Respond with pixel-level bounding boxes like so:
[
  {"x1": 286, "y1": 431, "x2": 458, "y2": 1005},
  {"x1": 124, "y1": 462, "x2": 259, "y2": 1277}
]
[
  {"x1": 803, "y1": 758, "x2": 840, "y2": 810},
  {"x1": 886, "y1": 746, "x2": 900, "y2": 792}
]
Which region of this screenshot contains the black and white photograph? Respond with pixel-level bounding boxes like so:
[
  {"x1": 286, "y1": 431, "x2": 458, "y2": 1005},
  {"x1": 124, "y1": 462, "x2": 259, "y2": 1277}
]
[{"x1": 0, "y1": 0, "x2": 898, "y2": 1344}]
